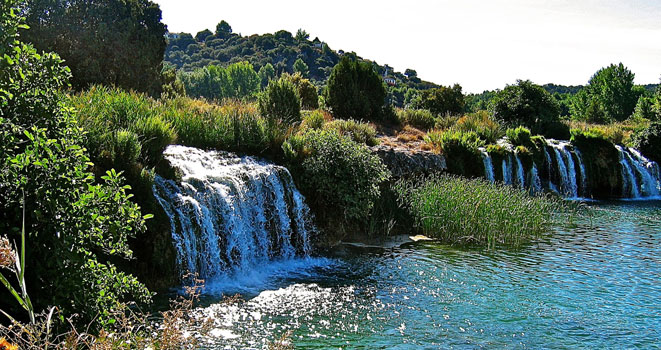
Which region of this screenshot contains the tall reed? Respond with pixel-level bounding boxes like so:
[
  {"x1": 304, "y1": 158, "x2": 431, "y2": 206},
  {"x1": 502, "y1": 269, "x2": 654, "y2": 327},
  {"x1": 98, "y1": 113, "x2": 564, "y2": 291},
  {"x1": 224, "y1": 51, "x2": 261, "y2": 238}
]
[{"x1": 396, "y1": 175, "x2": 562, "y2": 248}]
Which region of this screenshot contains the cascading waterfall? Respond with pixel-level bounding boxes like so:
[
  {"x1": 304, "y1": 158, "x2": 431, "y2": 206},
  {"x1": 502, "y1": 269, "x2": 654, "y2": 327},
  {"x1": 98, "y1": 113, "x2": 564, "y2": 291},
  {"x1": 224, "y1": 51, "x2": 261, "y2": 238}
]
[
  {"x1": 543, "y1": 147, "x2": 559, "y2": 193},
  {"x1": 480, "y1": 149, "x2": 495, "y2": 183},
  {"x1": 616, "y1": 146, "x2": 661, "y2": 198},
  {"x1": 530, "y1": 164, "x2": 543, "y2": 195},
  {"x1": 574, "y1": 149, "x2": 588, "y2": 197},
  {"x1": 502, "y1": 156, "x2": 512, "y2": 185},
  {"x1": 153, "y1": 145, "x2": 315, "y2": 281},
  {"x1": 480, "y1": 138, "x2": 660, "y2": 200},
  {"x1": 514, "y1": 155, "x2": 525, "y2": 188}
]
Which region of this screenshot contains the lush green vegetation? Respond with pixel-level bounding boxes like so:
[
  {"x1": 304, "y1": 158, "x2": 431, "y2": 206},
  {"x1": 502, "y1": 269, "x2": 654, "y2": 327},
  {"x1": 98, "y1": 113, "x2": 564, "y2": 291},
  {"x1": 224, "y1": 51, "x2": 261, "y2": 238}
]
[
  {"x1": 631, "y1": 121, "x2": 661, "y2": 164},
  {"x1": 0, "y1": 1, "x2": 151, "y2": 328},
  {"x1": 324, "y1": 56, "x2": 388, "y2": 121},
  {"x1": 283, "y1": 129, "x2": 390, "y2": 223},
  {"x1": 396, "y1": 175, "x2": 561, "y2": 248},
  {"x1": 21, "y1": 0, "x2": 167, "y2": 96},
  {"x1": 179, "y1": 61, "x2": 261, "y2": 101}
]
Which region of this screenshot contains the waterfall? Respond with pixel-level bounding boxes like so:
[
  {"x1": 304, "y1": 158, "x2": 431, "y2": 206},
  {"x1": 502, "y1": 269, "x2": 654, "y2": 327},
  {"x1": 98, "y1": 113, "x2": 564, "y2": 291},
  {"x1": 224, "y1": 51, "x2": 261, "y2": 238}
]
[
  {"x1": 153, "y1": 145, "x2": 315, "y2": 281},
  {"x1": 530, "y1": 164, "x2": 543, "y2": 195},
  {"x1": 514, "y1": 154, "x2": 525, "y2": 188},
  {"x1": 559, "y1": 142, "x2": 579, "y2": 198},
  {"x1": 551, "y1": 145, "x2": 570, "y2": 196},
  {"x1": 615, "y1": 146, "x2": 661, "y2": 198},
  {"x1": 543, "y1": 147, "x2": 558, "y2": 194},
  {"x1": 574, "y1": 149, "x2": 588, "y2": 197},
  {"x1": 502, "y1": 156, "x2": 512, "y2": 185},
  {"x1": 480, "y1": 149, "x2": 495, "y2": 183}
]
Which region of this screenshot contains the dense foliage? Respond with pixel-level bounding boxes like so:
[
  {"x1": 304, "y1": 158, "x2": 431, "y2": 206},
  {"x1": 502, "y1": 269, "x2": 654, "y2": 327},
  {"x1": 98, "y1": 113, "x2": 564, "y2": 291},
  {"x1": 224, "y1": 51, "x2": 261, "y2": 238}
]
[
  {"x1": 283, "y1": 129, "x2": 390, "y2": 222},
  {"x1": 258, "y1": 76, "x2": 301, "y2": 126},
  {"x1": 324, "y1": 56, "x2": 387, "y2": 121},
  {"x1": 0, "y1": 2, "x2": 151, "y2": 326},
  {"x1": 179, "y1": 61, "x2": 260, "y2": 101},
  {"x1": 411, "y1": 84, "x2": 465, "y2": 116},
  {"x1": 631, "y1": 122, "x2": 661, "y2": 164},
  {"x1": 571, "y1": 63, "x2": 639, "y2": 122},
  {"x1": 396, "y1": 175, "x2": 560, "y2": 247},
  {"x1": 490, "y1": 80, "x2": 561, "y2": 134},
  {"x1": 21, "y1": 0, "x2": 167, "y2": 96}
]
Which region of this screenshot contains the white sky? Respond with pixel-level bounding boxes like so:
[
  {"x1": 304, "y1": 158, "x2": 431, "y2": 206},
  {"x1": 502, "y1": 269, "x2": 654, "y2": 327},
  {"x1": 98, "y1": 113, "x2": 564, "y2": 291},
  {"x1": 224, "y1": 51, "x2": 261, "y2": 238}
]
[{"x1": 153, "y1": 0, "x2": 661, "y2": 93}]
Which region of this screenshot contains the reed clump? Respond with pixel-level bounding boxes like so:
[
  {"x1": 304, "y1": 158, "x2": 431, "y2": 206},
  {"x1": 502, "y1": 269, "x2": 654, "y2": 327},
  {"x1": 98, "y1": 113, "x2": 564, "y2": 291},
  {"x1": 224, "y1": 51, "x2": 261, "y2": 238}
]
[{"x1": 396, "y1": 174, "x2": 562, "y2": 248}]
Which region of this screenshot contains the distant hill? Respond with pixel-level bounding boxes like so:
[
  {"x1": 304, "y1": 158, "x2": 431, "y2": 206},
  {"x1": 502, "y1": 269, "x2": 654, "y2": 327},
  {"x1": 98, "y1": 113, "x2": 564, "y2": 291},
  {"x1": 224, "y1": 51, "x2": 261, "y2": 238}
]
[{"x1": 163, "y1": 23, "x2": 440, "y2": 107}]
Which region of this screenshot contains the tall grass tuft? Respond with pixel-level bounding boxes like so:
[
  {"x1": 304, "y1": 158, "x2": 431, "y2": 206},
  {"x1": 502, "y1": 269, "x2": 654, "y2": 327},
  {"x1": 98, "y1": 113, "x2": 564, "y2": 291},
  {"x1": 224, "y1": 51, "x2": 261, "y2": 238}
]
[
  {"x1": 396, "y1": 174, "x2": 562, "y2": 248},
  {"x1": 396, "y1": 108, "x2": 436, "y2": 131},
  {"x1": 324, "y1": 119, "x2": 379, "y2": 146}
]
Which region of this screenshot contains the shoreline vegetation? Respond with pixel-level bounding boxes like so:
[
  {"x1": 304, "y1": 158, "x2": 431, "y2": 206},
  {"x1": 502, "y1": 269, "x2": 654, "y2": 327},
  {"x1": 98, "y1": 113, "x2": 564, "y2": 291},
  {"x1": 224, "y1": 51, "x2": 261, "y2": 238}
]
[{"x1": 0, "y1": 0, "x2": 659, "y2": 347}]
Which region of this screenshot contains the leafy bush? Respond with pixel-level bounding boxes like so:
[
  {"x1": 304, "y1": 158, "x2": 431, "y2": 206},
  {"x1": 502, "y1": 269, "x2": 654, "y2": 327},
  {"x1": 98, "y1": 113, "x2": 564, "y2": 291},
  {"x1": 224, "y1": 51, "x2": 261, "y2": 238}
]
[
  {"x1": 258, "y1": 77, "x2": 301, "y2": 126},
  {"x1": 490, "y1": 80, "x2": 561, "y2": 131},
  {"x1": 396, "y1": 108, "x2": 436, "y2": 130},
  {"x1": 301, "y1": 110, "x2": 326, "y2": 130},
  {"x1": 506, "y1": 126, "x2": 532, "y2": 146},
  {"x1": 283, "y1": 129, "x2": 390, "y2": 221},
  {"x1": 0, "y1": 3, "x2": 151, "y2": 327},
  {"x1": 631, "y1": 121, "x2": 661, "y2": 164},
  {"x1": 426, "y1": 129, "x2": 484, "y2": 177},
  {"x1": 324, "y1": 119, "x2": 379, "y2": 146},
  {"x1": 395, "y1": 175, "x2": 561, "y2": 247},
  {"x1": 453, "y1": 111, "x2": 504, "y2": 143},
  {"x1": 324, "y1": 56, "x2": 386, "y2": 121},
  {"x1": 282, "y1": 72, "x2": 319, "y2": 110}
]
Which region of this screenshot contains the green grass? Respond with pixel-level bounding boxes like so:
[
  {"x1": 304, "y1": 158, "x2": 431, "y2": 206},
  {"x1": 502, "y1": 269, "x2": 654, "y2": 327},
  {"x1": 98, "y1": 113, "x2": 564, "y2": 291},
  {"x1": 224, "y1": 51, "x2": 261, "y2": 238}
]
[
  {"x1": 323, "y1": 119, "x2": 379, "y2": 146},
  {"x1": 396, "y1": 174, "x2": 562, "y2": 248}
]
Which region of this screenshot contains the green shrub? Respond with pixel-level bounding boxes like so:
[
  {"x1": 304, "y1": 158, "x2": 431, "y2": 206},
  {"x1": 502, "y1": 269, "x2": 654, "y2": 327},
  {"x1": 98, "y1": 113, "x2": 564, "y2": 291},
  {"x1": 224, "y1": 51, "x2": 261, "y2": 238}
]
[
  {"x1": 395, "y1": 175, "x2": 561, "y2": 247},
  {"x1": 112, "y1": 130, "x2": 142, "y2": 165},
  {"x1": 324, "y1": 56, "x2": 386, "y2": 121},
  {"x1": 283, "y1": 129, "x2": 390, "y2": 221},
  {"x1": 396, "y1": 108, "x2": 436, "y2": 130},
  {"x1": 426, "y1": 129, "x2": 484, "y2": 177},
  {"x1": 301, "y1": 110, "x2": 326, "y2": 130},
  {"x1": 631, "y1": 121, "x2": 661, "y2": 164},
  {"x1": 0, "y1": 5, "x2": 151, "y2": 328},
  {"x1": 258, "y1": 77, "x2": 301, "y2": 125},
  {"x1": 453, "y1": 111, "x2": 504, "y2": 143},
  {"x1": 132, "y1": 115, "x2": 177, "y2": 164},
  {"x1": 282, "y1": 72, "x2": 319, "y2": 110},
  {"x1": 533, "y1": 120, "x2": 570, "y2": 140},
  {"x1": 506, "y1": 126, "x2": 532, "y2": 146},
  {"x1": 324, "y1": 119, "x2": 379, "y2": 146}
]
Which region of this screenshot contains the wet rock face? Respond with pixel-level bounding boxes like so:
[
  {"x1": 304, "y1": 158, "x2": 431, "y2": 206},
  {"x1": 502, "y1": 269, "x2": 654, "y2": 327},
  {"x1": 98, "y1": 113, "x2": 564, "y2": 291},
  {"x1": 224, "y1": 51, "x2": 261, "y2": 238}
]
[{"x1": 370, "y1": 144, "x2": 447, "y2": 178}]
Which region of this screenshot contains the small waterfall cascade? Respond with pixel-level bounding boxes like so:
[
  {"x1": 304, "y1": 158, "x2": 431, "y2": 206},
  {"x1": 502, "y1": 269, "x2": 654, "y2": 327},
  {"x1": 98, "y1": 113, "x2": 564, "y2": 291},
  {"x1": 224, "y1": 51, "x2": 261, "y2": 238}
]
[
  {"x1": 616, "y1": 146, "x2": 661, "y2": 198},
  {"x1": 153, "y1": 145, "x2": 315, "y2": 280},
  {"x1": 480, "y1": 138, "x2": 660, "y2": 199},
  {"x1": 530, "y1": 164, "x2": 543, "y2": 195},
  {"x1": 502, "y1": 156, "x2": 512, "y2": 185},
  {"x1": 480, "y1": 148, "x2": 495, "y2": 183},
  {"x1": 514, "y1": 154, "x2": 525, "y2": 188}
]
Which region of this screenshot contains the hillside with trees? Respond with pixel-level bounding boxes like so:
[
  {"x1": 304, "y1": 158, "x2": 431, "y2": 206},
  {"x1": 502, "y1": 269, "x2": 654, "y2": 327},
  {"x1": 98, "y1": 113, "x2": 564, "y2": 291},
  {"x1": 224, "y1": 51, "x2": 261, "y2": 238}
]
[{"x1": 164, "y1": 22, "x2": 440, "y2": 107}]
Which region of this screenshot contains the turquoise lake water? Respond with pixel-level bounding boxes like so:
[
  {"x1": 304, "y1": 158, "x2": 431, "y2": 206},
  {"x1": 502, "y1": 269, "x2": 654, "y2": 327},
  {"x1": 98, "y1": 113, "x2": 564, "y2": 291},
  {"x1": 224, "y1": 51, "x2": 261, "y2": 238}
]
[{"x1": 192, "y1": 201, "x2": 661, "y2": 349}]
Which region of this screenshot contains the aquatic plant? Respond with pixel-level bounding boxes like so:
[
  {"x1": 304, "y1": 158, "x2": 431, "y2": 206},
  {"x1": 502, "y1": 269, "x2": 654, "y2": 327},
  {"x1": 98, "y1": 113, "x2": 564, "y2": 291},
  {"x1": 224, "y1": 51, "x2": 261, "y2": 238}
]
[{"x1": 396, "y1": 175, "x2": 562, "y2": 247}]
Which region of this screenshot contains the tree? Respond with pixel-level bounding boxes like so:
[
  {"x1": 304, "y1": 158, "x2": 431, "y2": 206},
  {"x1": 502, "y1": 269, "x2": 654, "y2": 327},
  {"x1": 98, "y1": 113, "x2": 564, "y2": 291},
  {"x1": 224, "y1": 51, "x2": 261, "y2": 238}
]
[
  {"x1": 195, "y1": 28, "x2": 213, "y2": 42},
  {"x1": 632, "y1": 95, "x2": 655, "y2": 121},
  {"x1": 324, "y1": 56, "x2": 387, "y2": 121},
  {"x1": 22, "y1": 0, "x2": 167, "y2": 96},
  {"x1": 258, "y1": 63, "x2": 276, "y2": 88},
  {"x1": 283, "y1": 73, "x2": 319, "y2": 109},
  {"x1": 295, "y1": 28, "x2": 310, "y2": 41},
  {"x1": 293, "y1": 58, "x2": 309, "y2": 78},
  {"x1": 632, "y1": 122, "x2": 661, "y2": 164},
  {"x1": 404, "y1": 69, "x2": 417, "y2": 78},
  {"x1": 258, "y1": 77, "x2": 301, "y2": 125},
  {"x1": 580, "y1": 63, "x2": 639, "y2": 122},
  {"x1": 0, "y1": 0, "x2": 150, "y2": 326},
  {"x1": 490, "y1": 80, "x2": 561, "y2": 131},
  {"x1": 414, "y1": 84, "x2": 465, "y2": 116},
  {"x1": 226, "y1": 61, "x2": 260, "y2": 99},
  {"x1": 215, "y1": 20, "x2": 232, "y2": 37}
]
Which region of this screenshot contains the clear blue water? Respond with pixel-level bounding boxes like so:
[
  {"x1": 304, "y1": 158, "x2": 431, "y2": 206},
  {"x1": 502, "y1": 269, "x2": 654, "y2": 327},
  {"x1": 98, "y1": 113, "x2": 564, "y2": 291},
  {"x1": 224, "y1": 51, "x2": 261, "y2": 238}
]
[{"x1": 191, "y1": 201, "x2": 661, "y2": 349}]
